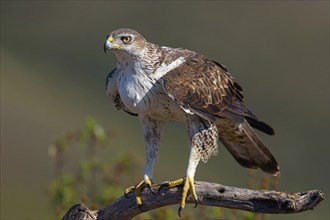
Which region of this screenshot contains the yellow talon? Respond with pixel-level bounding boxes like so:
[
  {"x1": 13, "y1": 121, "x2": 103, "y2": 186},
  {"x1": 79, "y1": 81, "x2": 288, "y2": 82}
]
[
  {"x1": 168, "y1": 178, "x2": 185, "y2": 187},
  {"x1": 159, "y1": 176, "x2": 198, "y2": 217},
  {"x1": 180, "y1": 176, "x2": 197, "y2": 213},
  {"x1": 188, "y1": 177, "x2": 197, "y2": 206},
  {"x1": 124, "y1": 178, "x2": 154, "y2": 209},
  {"x1": 125, "y1": 185, "x2": 135, "y2": 195}
]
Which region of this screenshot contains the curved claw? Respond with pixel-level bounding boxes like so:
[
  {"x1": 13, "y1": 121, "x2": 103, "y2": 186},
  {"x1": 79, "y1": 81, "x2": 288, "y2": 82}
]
[
  {"x1": 158, "y1": 181, "x2": 169, "y2": 193},
  {"x1": 146, "y1": 183, "x2": 156, "y2": 195},
  {"x1": 138, "y1": 204, "x2": 146, "y2": 212},
  {"x1": 194, "y1": 200, "x2": 198, "y2": 208},
  {"x1": 178, "y1": 205, "x2": 183, "y2": 217},
  {"x1": 178, "y1": 196, "x2": 197, "y2": 216},
  {"x1": 178, "y1": 197, "x2": 197, "y2": 216}
]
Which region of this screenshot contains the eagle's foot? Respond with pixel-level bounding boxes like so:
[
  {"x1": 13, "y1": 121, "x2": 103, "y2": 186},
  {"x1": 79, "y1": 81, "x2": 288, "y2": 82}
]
[
  {"x1": 124, "y1": 178, "x2": 155, "y2": 211},
  {"x1": 159, "y1": 176, "x2": 198, "y2": 217}
]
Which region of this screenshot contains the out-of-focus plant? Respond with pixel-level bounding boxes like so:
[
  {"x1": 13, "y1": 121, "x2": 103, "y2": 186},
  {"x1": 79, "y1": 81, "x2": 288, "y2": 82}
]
[
  {"x1": 47, "y1": 117, "x2": 142, "y2": 217},
  {"x1": 47, "y1": 117, "x2": 280, "y2": 219}
]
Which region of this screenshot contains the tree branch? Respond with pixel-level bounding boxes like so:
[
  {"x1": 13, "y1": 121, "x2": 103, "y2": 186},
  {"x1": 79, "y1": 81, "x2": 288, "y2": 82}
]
[{"x1": 62, "y1": 181, "x2": 325, "y2": 220}]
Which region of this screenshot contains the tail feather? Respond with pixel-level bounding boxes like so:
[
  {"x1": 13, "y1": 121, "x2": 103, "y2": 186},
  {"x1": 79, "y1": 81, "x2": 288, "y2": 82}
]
[
  {"x1": 217, "y1": 119, "x2": 280, "y2": 175},
  {"x1": 245, "y1": 116, "x2": 274, "y2": 135},
  {"x1": 244, "y1": 108, "x2": 274, "y2": 135}
]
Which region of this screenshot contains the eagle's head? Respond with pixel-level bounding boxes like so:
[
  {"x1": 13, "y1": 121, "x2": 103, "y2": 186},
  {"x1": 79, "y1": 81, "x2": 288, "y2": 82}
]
[{"x1": 104, "y1": 28, "x2": 147, "y2": 58}]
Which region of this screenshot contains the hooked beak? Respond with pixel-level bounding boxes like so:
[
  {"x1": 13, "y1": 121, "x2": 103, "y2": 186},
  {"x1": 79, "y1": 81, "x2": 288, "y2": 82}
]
[
  {"x1": 104, "y1": 41, "x2": 111, "y2": 53},
  {"x1": 104, "y1": 35, "x2": 122, "y2": 53}
]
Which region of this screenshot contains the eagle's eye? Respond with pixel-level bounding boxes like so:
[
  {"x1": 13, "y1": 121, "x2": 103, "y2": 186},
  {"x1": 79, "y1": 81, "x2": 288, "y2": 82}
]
[{"x1": 120, "y1": 36, "x2": 132, "y2": 44}]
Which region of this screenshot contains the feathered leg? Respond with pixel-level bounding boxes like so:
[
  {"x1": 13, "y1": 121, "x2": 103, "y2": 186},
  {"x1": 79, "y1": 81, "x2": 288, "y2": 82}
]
[
  {"x1": 125, "y1": 115, "x2": 163, "y2": 209},
  {"x1": 160, "y1": 114, "x2": 218, "y2": 216}
]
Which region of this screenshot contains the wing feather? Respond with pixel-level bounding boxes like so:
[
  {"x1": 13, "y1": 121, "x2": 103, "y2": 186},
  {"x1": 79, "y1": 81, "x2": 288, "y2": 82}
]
[
  {"x1": 162, "y1": 55, "x2": 274, "y2": 135},
  {"x1": 162, "y1": 56, "x2": 245, "y2": 123}
]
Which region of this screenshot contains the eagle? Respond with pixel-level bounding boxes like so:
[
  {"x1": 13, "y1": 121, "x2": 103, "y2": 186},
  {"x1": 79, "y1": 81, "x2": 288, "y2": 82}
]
[{"x1": 104, "y1": 28, "x2": 279, "y2": 215}]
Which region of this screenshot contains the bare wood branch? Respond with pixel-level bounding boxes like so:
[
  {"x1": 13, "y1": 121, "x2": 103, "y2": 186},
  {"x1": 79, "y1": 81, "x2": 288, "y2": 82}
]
[{"x1": 62, "y1": 181, "x2": 325, "y2": 220}]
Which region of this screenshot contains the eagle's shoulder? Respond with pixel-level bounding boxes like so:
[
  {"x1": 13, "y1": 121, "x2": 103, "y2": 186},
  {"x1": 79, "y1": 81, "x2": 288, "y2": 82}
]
[{"x1": 160, "y1": 46, "x2": 204, "y2": 65}]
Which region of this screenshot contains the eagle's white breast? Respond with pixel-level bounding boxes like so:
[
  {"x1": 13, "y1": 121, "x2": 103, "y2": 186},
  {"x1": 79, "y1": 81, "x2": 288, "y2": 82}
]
[{"x1": 117, "y1": 57, "x2": 186, "y2": 120}]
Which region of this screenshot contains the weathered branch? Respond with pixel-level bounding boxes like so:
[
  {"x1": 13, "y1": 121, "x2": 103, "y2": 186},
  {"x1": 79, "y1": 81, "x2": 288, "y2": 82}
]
[{"x1": 62, "y1": 181, "x2": 324, "y2": 220}]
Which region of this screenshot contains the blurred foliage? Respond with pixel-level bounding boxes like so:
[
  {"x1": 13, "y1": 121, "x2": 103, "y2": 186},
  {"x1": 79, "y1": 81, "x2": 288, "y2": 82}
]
[
  {"x1": 47, "y1": 117, "x2": 141, "y2": 217},
  {"x1": 47, "y1": 118, "x2": 280, "y2": 219}
]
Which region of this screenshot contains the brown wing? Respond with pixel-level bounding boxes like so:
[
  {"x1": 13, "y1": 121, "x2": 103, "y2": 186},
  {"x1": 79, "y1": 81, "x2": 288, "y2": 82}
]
[
  {"x1": 162, "y1": 55, "x2": 279, "y2": 175},
  {"x1": 162, "y1": 56, "x2": 245, "y2": 123},
  {"x1": 162, "y1": 53, "x2": 274, "y2": 135}
]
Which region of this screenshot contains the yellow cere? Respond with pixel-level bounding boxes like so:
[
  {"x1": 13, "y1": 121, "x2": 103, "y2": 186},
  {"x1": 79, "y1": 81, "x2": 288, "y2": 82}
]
[{"x1": 107, "y1": 35, "x2": 114, "y2": 42}]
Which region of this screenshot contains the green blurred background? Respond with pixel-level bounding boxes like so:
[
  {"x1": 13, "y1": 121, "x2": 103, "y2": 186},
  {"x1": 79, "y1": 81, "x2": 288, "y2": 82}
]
[{"x1": 1, "y1": 1, "x2": 329, "y2": 219}]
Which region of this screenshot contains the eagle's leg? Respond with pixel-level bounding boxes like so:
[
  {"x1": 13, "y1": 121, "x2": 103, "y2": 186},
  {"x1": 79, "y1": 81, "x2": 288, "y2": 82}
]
[
  {"x1": 158, "y1": 147, "x2": 200, "y2": 216},
  {"x1": 125, "y1": 115, "x2": 163, "y2": 210},
  {"x1": 179, "y1": 146, "x2": 200, "y2": 215},
  {"x1": 159, "y1": 115, "x2": 218, "y2": 216}
]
